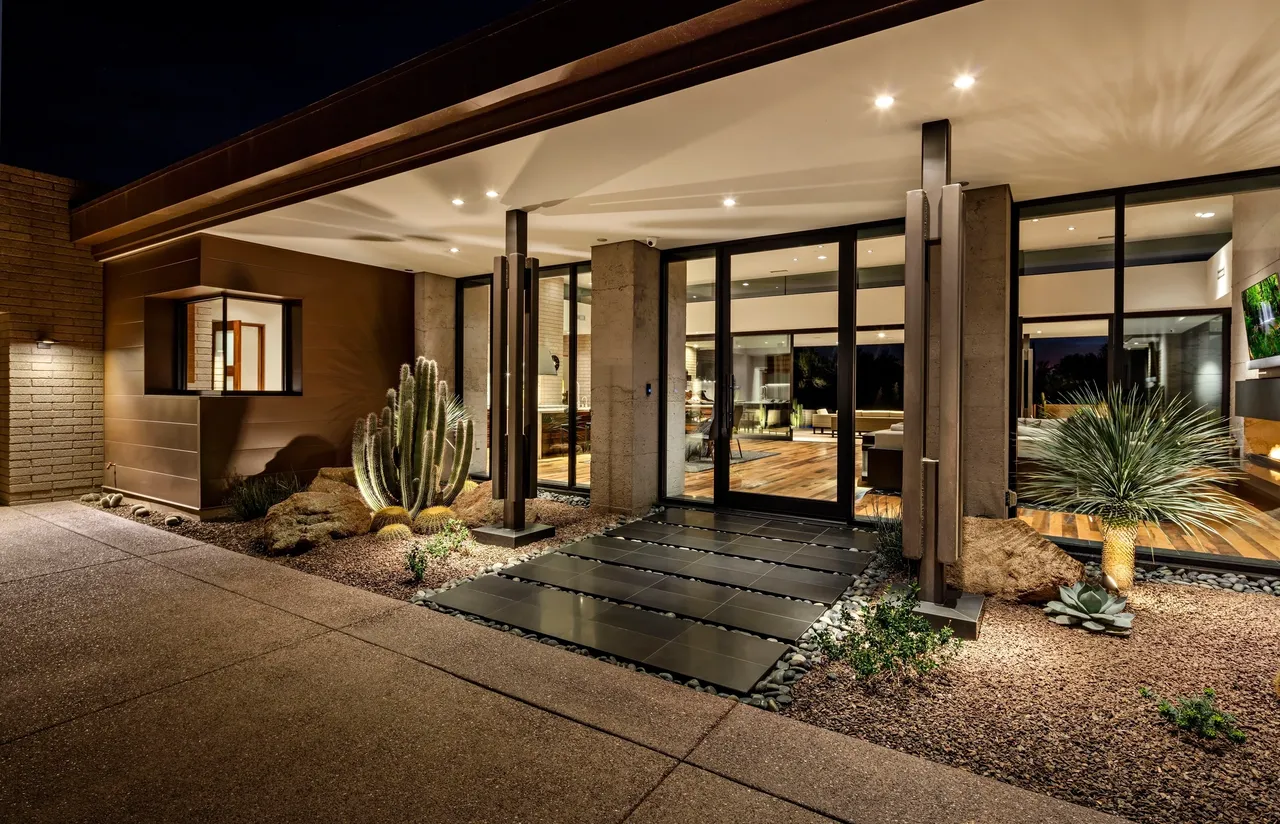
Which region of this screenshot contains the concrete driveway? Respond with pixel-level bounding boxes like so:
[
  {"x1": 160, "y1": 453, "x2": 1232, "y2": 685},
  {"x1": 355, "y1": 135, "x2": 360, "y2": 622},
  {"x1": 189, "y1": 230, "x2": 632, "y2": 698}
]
[{"x1": 0, "y1": 502, "x2": 1126, "y2": 823}]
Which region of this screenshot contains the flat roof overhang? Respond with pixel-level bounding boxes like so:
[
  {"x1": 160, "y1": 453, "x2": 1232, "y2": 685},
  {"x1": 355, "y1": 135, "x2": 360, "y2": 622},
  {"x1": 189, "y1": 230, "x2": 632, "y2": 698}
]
[{"x1": 71, "y1": 0, "x2": 975, "y2": 259}]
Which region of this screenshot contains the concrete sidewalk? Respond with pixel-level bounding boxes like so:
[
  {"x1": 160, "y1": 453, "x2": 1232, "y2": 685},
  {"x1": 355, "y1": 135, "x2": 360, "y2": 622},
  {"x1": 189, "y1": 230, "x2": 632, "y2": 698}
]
[{"x1": 0, "y1": 502, "x2": 1127, "y2": 823}]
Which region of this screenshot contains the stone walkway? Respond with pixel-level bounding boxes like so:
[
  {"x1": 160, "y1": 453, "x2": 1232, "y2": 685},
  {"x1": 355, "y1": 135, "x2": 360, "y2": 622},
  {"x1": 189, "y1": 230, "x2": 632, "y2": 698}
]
[{"x1": 0, "y1": 502, "x2": 1128, "y2": 823}]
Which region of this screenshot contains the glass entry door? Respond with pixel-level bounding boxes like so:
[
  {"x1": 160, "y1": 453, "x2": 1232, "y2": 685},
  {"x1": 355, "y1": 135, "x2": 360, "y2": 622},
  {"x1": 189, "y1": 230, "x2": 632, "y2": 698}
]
[{"x1": 714, "y1": 235, "x2": 854, "y2": 520}]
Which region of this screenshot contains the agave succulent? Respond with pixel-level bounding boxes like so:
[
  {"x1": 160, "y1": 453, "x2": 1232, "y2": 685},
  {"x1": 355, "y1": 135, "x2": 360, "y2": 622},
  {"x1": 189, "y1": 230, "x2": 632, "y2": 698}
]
[{"x1": 1044, "y1": 582, "x2": 1134, "y2": 636}]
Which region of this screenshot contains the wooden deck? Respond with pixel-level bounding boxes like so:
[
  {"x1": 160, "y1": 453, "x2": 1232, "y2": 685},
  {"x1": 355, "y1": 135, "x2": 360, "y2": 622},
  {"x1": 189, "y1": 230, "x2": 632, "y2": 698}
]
[{"x1": 535, "y1": 440, "x2": 1280, "y2": 563}]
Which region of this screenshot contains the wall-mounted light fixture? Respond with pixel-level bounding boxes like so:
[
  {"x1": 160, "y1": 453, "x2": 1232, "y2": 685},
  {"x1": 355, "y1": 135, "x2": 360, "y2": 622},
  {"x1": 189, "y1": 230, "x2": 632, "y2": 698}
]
[{"x1": 35, "y1": 333, "x2": 55, "y2": 349}]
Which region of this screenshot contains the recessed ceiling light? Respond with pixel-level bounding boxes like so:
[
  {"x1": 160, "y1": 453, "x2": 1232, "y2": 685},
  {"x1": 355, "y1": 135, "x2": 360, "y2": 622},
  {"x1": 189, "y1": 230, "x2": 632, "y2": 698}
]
[
  {"x1": 874, "y1": 94, "x2": 895, "y2": 109},
  {"x1": 1178, "y1": 316, "x2": 1186, "y2": 321},
  {"x1": 1068, "y1": 226, "x2": 1075, "y2": 231},
  {"x1": 451, "y1": 198, "x2": 464, "y2": 206},
  {"x1": 817, "y1": 255, "x2": 827, "y2": 260},
  {"x1": 743, "y1": 282, "x2": 750, "y2": 286},
  {"x1": 877, "y1": 332, "x2": 886, "y2": 339},
  {"x1": 1031, "y1": 218, "x2": 1040, "y2": 222},
  {"x1": 793, "y1": 258, "x2": 798, "y2": 262},
  {"x1": 953, "y1": 74, "x2": 976, "y2": 90},
  {"x1": 1198, "y1": 211, "x2": 1215, "y2": 218},
  {"x1": 722, "y1": 197, "x2": 737, "y2": 207},
  {"x1": 449, "y1": 247, "x2": 459, "y2": 253},
  {"x1": 1037, "y1": 330, "x2": 1043, "y2": 334},
  {"x1": 485, "y1": 190, "x2": 499, "y2": 199}
]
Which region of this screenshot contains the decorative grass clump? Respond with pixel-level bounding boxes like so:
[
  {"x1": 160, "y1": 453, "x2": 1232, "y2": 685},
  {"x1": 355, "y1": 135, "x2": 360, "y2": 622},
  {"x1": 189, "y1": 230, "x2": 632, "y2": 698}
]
[
  {"x1": 376, "y1": 523, "x2": 413, "y2": 542},
  {"x1": 223, "y1": 472, "x2": 303, "y2": 521},
  {"x1": 413, "y1": 505, "x2": 455, "y2": 535},
  {"x1": 370, "y1": 506, "x2": 412, "y2": 532}
]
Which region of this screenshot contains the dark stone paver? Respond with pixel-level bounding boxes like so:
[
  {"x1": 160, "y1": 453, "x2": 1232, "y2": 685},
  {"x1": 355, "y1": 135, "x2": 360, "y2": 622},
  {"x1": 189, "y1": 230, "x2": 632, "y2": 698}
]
[
  {"x1": 430, "y1": 578, "x2": 788, "y2": 692},
  {"x1": 0, "y1": 632, "x2": 673, "y2": 823},
  {"x1": 502, "y1": 553, "x2": 823, "y2": 641}
]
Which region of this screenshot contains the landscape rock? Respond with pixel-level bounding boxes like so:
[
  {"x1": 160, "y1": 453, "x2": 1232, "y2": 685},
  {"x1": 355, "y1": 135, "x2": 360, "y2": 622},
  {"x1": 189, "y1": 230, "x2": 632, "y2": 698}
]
[
  {"x1": 308, "y1": 467, "x2": 360, "y2": 496},
  {"x1": 164, "y1": 514, "x2": 183, "y2": 527},
  {"x1": 263, "y1": 487, "x2": 372, "y2": 554},
  {"x1": 949, "y1": 516, "x2": 1084, "y2": 602},
  {"x1": 452, "y1": 481, "x2": 587, "y2": 528},
  {"x1": 80, "y1": 492, "x2": 101, "y2": 503}
]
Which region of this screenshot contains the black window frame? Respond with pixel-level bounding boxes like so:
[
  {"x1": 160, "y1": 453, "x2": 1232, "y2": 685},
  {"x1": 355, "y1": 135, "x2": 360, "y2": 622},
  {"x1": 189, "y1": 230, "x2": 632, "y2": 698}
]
[{"x1": 173, "y1": 293, "x2": 302, "y2": 396}]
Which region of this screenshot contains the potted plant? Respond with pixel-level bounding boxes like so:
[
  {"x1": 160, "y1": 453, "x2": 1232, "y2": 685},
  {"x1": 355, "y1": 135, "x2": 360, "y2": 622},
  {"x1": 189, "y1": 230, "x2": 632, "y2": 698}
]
[{"x1": 1021, "y1": 385, "x2": 1252, "y2": 593}]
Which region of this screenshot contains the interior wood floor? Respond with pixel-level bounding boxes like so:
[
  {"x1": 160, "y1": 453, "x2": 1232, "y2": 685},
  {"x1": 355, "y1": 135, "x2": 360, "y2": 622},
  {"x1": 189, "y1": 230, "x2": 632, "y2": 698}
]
[{"x1": 535, "y1": 440, "x2": 1280, "y2": 563}]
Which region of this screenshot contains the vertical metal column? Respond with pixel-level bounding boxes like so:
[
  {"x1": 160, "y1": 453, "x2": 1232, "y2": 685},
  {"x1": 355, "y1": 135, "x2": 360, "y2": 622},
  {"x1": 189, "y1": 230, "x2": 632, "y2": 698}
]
[
  {"x1": 490, "y1": 256, "x2": 508, "y2": 499},
  {"x1": 524, "y1": 256, "x2": 541, "y2": 497},
  {"x1": 504, "y1": 209, "x2": 529, "y2": 530},
  {"x1": 938, "y1": 182, "x2": 965, "y2": 566},
  {"x1": 901, "y1": 191, "x2": 928, "y2": 563}
]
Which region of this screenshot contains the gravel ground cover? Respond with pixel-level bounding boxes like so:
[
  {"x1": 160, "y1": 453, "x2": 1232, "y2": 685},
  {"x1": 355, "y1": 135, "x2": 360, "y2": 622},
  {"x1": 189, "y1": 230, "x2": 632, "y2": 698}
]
[
  {"x1": 784, "y1": 583, "x2": 1280, "y2": 824},
  {"x1": 84, "y1": 490, "x2": 617, "y2": 600}
]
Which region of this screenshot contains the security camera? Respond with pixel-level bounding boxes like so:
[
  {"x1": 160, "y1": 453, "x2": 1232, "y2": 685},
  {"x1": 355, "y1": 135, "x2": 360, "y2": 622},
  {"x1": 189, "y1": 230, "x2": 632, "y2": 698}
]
[{"x1": 645, "y1": 237, "x2": 659, "y2": 248}]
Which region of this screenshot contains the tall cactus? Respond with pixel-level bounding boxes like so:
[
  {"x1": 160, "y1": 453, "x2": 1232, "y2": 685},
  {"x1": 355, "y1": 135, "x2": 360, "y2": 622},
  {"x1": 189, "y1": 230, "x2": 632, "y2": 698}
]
[{"x1": 352, "y1": 358, "x2": 474, "y2": 516}]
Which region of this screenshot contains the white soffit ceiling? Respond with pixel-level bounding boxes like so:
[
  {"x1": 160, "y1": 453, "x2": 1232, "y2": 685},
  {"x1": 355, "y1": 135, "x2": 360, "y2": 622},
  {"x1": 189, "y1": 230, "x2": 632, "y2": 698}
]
[{"x1": 208, "y1": 0, "x2": 1280, "y2": 277}]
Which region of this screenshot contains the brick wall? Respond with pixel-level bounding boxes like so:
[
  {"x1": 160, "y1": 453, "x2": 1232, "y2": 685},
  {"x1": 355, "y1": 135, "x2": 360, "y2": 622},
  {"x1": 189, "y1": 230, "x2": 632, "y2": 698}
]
[{"x1": 0, "y1": 165, "x2": 104, "y2": 503}]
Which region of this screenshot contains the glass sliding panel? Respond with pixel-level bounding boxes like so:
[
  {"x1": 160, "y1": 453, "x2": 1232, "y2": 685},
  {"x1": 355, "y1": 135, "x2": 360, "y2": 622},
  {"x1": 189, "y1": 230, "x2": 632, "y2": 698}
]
[
  {"x1": 664, "y1": 254, "x2": 715, "y2": 502},
  {"x1": 184, "y1": 297, "x2": 222, "y2": 391},
  {"x1": 574, "y1": 269, "x2": 592, "y2": 488},
  {"x1": 855, "y1": 230, "x2": 904, "y2": 519},
  {"x1": 533, "y1": 268, "x2": 572, "y2": 487},
  {"x1": 727, "y1": 243, "x2": 837, "y2": 502},
  {"x1": 460, "y1": 283, "x2": 491, "y2": 476},
  {"x1": 1018, "y1": 201, "x2": 1116, "y2": 318},
  {"x1": 1121, "y1": 314, "x2": 1224, "y2": 413}
]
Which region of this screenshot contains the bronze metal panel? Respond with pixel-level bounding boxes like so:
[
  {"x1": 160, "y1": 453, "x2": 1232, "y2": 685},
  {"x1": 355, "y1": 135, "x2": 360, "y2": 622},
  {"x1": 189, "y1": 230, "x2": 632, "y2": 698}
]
[
  {"x1": 105, "y1": 440, "x2": 200, "y2": 480},
  {"x1": 938, "y1": 183, "x2": 965, "y2": 565},
  {"x1": 73, "y1": 0, "x2": 978, "y2": 258},
  {"x1": 505, "y1": 251, "x2": 526, "y2": 529},
  {"x1": 921, "y1": 120, "x2": 951, "y2": 242},
  {"x1": 105, "y1": 393, "x2": 199, "y2": 425},
  {"x1": 901, "y1": 190, "x2": 928, "y2": 561},
  {"x1": 105, "y1": 418, "x2": 198, "y2": 452},
  {"x1": 108, "y1": 465, "x2": 202, "y2": 511}
]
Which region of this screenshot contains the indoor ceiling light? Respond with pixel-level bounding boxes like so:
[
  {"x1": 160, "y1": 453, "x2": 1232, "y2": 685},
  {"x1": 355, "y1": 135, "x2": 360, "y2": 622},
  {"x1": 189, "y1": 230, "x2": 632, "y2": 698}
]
[
  {"x1": 953, "y1": 74, "x2": 975, "y2": 89},
  {"x1": 722, "y1": 197, "x2": 737, "y2": 207},
  {"x1": 451, "y1": 198, "x2": 464, "y2": 206},
  {"x1": 817, "y1": 255, "x2": 827, "y2": 260},
  {"x1": 874, "y1": 94, "x2": 895, "y2": 109},
  {"x1": 743, "y1": 282, "x2": 750, "y2": 286},
  {"x1": 1031, "y1": 218, "x2": 1039, "y2": 222},
  {"x1": 1197, "y1": 211, "x2": 1216, "y2": 218},
  {"x1": 450, "y1": 247, "x2": 459, "y2": 253},
  {"x1": 485, "y1": 190, "x2": 499, "y2": 199},
  {"x1": 878, "y1": 332, "x2": 886, "y2": 339},
  {"x1": 1178, "y1": 316, "x2": 1186, "y2": 321},
  {"x1": 1068, "y1": 226, "x2": 1075, "y2": 231},
  {"x1": 793, "y1": 257, "x2": 798, "y2": 262}
]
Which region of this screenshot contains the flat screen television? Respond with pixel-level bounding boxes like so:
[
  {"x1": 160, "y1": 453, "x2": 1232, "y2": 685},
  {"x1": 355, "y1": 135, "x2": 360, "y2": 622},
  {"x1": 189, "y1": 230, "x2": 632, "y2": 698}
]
[{"x1": 1244, "y1": 272, "x2": 1280, "y2": 369}]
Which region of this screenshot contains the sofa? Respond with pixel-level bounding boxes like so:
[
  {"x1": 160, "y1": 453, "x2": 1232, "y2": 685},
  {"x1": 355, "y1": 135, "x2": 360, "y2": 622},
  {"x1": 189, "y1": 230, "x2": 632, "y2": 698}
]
[
  {"x1": 810, "y1": 409, "x2": 905, "y2": 437},
  {"x1": 862, "y1": 421, "x2": 904, "y2": 491},
  {"x1": 811, "y1": 409, "x2": 836, "y2": 435}
]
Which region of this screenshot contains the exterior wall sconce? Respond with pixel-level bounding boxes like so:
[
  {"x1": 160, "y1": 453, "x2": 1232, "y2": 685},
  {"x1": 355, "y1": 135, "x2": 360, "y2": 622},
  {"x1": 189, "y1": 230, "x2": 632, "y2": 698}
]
[{"x1": 35, "y1": 333, "x2": 56, "y2": 349}]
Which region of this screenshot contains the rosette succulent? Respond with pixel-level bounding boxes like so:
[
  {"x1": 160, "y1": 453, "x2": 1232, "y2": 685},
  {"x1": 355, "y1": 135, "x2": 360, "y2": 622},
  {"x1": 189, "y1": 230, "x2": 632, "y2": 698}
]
[{"x1": 1044, "y1": 582, "x2": 1134, "y2": 636}]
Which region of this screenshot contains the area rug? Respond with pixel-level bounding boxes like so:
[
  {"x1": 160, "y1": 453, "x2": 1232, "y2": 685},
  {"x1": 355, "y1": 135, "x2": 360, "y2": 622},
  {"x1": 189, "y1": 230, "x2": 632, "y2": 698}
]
[{"x1": 684, "y1": 450, "x2": 778, "y2": 473}]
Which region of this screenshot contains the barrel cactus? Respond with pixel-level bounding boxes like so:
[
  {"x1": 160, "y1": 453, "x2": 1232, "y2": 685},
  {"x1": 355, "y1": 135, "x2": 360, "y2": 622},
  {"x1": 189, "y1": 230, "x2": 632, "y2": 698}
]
[
  {"x1": 376, "y1": 523, "x2": 413, "y2": 542},
  {"x1": 1044, "y1": 582, "x2": 1134, "y2": 636},
  {"x1": 352, "y1": 358, "x2": 474, "y2": 518},
  {"x1": 370, "y1": 506, "x2": 411, "y2": 532},
  {"x1": 413, "y1": 505, "x2": 455, "y2": 535}
]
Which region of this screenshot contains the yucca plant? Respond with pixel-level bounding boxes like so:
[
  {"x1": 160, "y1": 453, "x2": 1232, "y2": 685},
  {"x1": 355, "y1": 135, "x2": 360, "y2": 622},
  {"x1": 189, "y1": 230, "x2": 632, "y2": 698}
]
[{"x1": 1021, "y1": 385, "x2": 1251, "y2": 592}]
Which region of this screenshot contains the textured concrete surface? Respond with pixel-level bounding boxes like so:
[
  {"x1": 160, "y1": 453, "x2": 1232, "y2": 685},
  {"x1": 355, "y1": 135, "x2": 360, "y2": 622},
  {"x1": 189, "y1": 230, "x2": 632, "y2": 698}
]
[
  {"x1": 689, "y1": 705, "x2": 1127, "y2": 824},
  {"x1": 0, "y1": 507, "x2": 128, "y2": 583},
  {"x1": 148, "y1": 543, "x2": 406, "y2": 629},
  {"x1": 348, "y1": 601, "x2": 732, "y2": 758},
  {"x1": 21, "y1": 501, "x2": 203, "y2": 555},
  {"x1": 0, "y1": 505, "x2": 1132, "y2": 823}
]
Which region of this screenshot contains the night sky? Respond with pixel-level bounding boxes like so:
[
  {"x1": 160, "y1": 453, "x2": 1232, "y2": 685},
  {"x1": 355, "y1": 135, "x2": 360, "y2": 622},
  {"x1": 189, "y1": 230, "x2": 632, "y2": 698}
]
[{"x1": 0, "y1": 1, "x2": 535, "y2": 199}]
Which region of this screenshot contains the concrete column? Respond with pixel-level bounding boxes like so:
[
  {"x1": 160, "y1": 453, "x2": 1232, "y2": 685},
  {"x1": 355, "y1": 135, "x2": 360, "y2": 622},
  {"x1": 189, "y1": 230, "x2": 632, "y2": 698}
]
[
  {"x1": 962, "y1": 185, "x2": 1012, "y2": 517},
  {"x1": 414, "y1": 271, "x2": 456, "y2": 382},
  {"x1": 590, "y1": 240, "x2": 661, "y2": 515}
]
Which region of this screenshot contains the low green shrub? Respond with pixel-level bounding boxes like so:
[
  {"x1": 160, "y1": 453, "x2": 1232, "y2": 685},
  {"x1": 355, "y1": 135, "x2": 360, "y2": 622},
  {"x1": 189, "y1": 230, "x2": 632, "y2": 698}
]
[
  {"x1": 405, "y1": 544, "x2": 429, "y2": 583},
  {"x1": 423, "y1": 519, "x2": 470, "y2": 557},
  {"x1": 815, "y1": 585, "x2": 961, "y2": 684},
  {"x1": 871, "y1": 511, "x2": 907, "y2": 573},
  {"x1": 224, "y1": 473, "x2": 303, "y2": 521},
  {"x1": 1140, "y1": 687, "x2": 1247, "y2": 744}
]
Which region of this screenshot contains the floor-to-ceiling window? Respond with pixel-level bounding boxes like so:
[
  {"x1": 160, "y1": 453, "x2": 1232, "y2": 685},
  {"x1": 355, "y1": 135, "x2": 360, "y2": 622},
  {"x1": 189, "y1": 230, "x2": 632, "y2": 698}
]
[
  {"x1": 1014, "y1": 180, "x2": 1280, "y2": 564},
  {"x1": 663, "y1": 252, "x2": 716, "y2": 503},
  {"x1": 456, "y1": 261, "x2": 591, "y2": 492}
]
